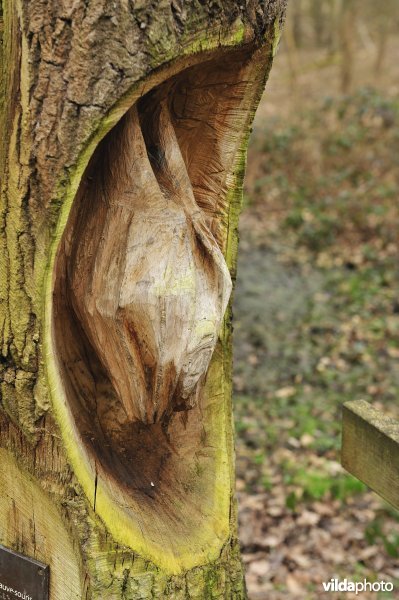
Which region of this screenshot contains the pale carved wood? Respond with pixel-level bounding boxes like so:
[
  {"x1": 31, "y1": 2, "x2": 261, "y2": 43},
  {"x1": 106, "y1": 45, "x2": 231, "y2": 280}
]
[{"x1": 66, "y1": 99, "x2": 232, "y2": 425}]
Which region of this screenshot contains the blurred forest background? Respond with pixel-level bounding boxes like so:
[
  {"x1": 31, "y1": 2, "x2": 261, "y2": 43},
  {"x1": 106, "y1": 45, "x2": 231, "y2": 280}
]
[{"x1": 234, "y1": 1, "x2": 399, "y2": 598}]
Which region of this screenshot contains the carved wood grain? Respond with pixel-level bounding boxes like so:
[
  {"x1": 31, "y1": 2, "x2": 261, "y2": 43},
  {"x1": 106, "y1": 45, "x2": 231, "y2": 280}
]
[{"x1": 67, "y1": 97, "x2": 231, "y2": 425}]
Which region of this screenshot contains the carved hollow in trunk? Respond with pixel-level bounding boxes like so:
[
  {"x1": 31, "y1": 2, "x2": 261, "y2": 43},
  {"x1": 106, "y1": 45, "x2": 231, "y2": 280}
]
[{"x1": 51, "y1": 44, "x2": 266, "y2": 571}]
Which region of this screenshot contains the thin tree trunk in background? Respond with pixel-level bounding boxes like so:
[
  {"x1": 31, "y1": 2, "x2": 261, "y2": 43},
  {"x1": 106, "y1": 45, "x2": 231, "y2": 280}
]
[
  {"x1": 374, "y1": 19, "x2": 389, "y2": 79},
  {"x1": 340, "y1": 0, "x2": 357, "y2": 93},
  {"x1": 284, "y1": 3, "x2": 300, "y2": 91},
  {"x1": 374, "y1": 30, "x2": 388, "y2": 79},
  {"x1": 0, "y1": 1, "x2": 286, "y2": 598},
  {"x1": 310, "y1": 0, "x2": 325, "y2": 47},
  {"x1": 292, "y1": 0, "x2": 303, "y2": 48},
  {"x1": 326, "y1": 0, "x2": 340, "y2": 56}
]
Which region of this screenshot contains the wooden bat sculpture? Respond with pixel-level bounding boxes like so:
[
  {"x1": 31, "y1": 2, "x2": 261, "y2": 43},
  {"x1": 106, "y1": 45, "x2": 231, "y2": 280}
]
[{"x1": 66, "y1": 97, "x2": 232, "y2": 426}]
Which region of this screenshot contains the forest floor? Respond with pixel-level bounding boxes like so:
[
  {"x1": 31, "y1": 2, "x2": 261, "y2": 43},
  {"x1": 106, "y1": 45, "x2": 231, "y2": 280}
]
[{"x1": 234, "y1": 37, "x2": 399, "y2": 599}]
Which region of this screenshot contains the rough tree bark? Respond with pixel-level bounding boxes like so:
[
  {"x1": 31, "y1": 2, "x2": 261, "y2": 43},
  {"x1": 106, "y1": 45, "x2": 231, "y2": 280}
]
[{"x1": 0, "y1": 1, "x2": 286, "y2": 598}]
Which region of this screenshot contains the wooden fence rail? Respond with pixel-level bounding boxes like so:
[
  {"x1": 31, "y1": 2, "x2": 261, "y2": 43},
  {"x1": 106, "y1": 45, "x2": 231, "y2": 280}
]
[{"x1": 342, "y1": 399, "x2": 399, "y2": 510}]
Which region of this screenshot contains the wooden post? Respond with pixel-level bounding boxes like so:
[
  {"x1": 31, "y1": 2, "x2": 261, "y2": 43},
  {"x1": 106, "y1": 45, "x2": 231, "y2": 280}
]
[
  {"x1": 0, "y1": 1, "x2": 287, "y2": 597},
  {"x1": 342, "y1": 400, "x2": 399, "y2": 511}
]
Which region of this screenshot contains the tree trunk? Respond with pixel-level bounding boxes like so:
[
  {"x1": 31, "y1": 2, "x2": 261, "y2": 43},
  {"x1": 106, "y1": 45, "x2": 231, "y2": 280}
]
[
  {"x1": 310, "y1": 0, "x2": 326, "y2": 47},
  {"x1": 284, "y1": 3, "x2": 299, "y2": 91},
  {"x1": 339, "y1": 0, "x2": 356, "y2": 93},
  {"x1": 0, "y1": 1, "x2": 286, "y2": 598},
  {"x1": 291, "y1": 0, "x2": 303, "y2": 49}
]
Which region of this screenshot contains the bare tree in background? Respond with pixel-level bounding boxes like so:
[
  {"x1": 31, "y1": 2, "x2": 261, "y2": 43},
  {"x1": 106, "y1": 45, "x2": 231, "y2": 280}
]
[{"x1": 340, "y1": 0, "x2": 357, "y2": 93}]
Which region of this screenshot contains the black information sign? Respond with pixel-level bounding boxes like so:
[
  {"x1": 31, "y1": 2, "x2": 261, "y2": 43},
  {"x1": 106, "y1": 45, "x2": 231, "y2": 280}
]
[{"x1": 0, "y1": 545, "x2": 49, "y2": 600}]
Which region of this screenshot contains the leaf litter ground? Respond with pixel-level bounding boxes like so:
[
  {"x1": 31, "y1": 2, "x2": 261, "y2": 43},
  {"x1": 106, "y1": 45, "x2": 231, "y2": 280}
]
[{"x1": 235, "y1": 70, "x2": 399, "y2": 599}]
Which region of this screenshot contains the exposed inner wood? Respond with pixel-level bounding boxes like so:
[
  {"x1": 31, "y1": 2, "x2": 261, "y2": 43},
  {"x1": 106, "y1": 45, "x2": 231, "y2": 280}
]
[
  {"x1": 67, "y1": 96, "x2": 231, "y2": 425},
  {"x1": 52, "y1": 46, "x2": 260, "y2": 559}
]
